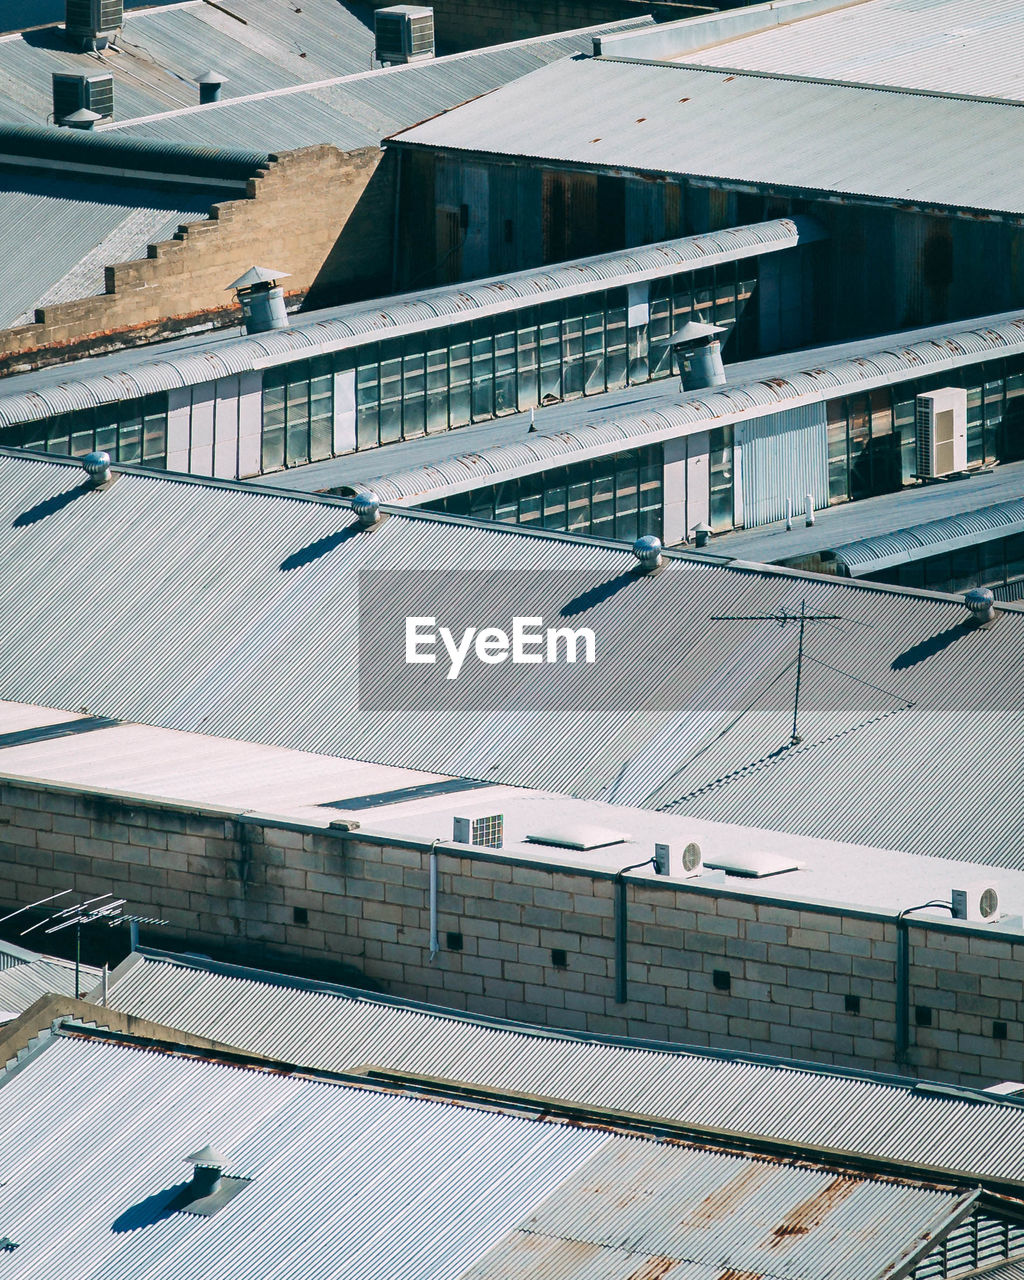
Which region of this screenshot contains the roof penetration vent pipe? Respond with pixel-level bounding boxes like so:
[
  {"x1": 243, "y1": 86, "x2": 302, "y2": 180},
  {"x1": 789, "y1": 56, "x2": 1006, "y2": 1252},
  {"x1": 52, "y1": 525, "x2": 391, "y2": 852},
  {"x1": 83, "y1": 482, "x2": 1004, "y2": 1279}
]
[
  {"x1": 196, "y1": 71, "x2": 225, "y2": 104},
  {"x1": 228, "y1": 266, "x2": 290, "y2": 334},
  {"x1": 186, "y1": 1146, "x2": 225, "y2": 1199},
  {"x1": 62, "y1": 107, "x2": 101, "y2": 130},
  {"x1": 965, "y1": 587, "x2": 995, "y2": 625},
  {"x1": 352, "y1": 492, "x2": 381, "y2": 528},
  {"x1": 669, "y1": 317, "x2": 727, "y2": 392},
  {"x1": 82, "y1": 451, "x2": 112, "y2": 487},
  {"x1": 633, "y1": 534, "x2": 663, "y2": 572}
]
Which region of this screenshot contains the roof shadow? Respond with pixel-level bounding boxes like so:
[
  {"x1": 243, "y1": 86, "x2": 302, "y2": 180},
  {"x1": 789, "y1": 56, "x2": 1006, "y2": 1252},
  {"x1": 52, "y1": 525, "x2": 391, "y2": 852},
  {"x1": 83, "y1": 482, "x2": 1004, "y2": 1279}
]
[
  {"x1": 111, "y1": 1182, "x2": 187, "y2": 1234},
  {"x1": 12, "y1": 482, "x2": 91, "y2": 528},
  {"x1": 560, "y1": 568, "x2": 640, "y2": 618},
  {"x1": 280, "y1": 524, "x2": 360, "y2": 572},
  {"x1": 891, "y1": 620, "x2": 975, "y2": 670}
]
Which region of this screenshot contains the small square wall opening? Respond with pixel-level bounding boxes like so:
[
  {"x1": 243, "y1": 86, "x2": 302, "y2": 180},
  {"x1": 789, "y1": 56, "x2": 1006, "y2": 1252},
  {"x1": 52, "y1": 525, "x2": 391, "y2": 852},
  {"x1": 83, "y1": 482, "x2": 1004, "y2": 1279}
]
[
  {"x1": 551, "y1": 948, "x2": 568, "y2": 969},
  {"x1": 994, "y1": 1021, "x2": 1009, "y2": 1040},
  {"x1": 292, "y1": 906, "x2": 308, "y2": 926},
  {"x1": 712, "y1": 970, "x2": 731, "y2": 992},
  {"x1": 844, "y1": 994, "x2": 861, "y2": 1014},
  {"x1": 915, "y1": 1005, "x2": 932, "y2": 1027},
  {"x1": 446, "y1": 931, "x2": 463, "y2": 952}
]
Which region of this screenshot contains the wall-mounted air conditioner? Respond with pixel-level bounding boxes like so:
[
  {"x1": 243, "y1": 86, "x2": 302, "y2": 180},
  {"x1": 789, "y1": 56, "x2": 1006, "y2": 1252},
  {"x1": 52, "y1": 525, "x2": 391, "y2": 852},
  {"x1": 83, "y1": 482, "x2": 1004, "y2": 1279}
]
[
  {"x1": 375, "y1": 5, "x2": 435, "y2": 65},
  {"x1": 654, "y1": 841, "x2": 703, "y2": 877},
  {"x1": 951, "y1": 883, "x2": 999, "y2": 923},
  {"x1": 916, "y1": 388, "x2": 967, "y2": 478},
  {"x1": 53, "y1": 72, "x2": 114, "y2": 125},
  {"x1": 453, "y1": 814, "x2": 503, "y2": 849}
]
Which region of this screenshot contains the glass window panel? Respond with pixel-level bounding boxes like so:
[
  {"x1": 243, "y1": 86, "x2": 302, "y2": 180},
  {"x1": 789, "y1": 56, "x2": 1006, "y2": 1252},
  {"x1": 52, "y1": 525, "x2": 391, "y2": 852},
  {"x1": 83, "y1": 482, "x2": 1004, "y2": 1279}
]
[
  {"x1": 402, "y1": 343, "x2": 426, "y2": 439},
  {"x1": 379, "y1": 355, "x2": 403, "y2": 445},
  {"x1": 471, "y1": 328, "x2": 494, "y2": 421},
  {"x1": 671, "y1": 273, "x2": 693, "y2": 326},
  {"x1": 46, "y1": 421, "x2": 71, "y2": 455},
  {"x1": 516, "y1": 316, "x2": 539, "y2": 410},
  {"x1": 894, "y1": 397, "x2": 916, "y2": 486},
  {"x1": 848, "y1": 395, "x2": 871, "y2": 501},
  {"x1": 605, "y1": 301, "x2": 628, "y2": 392},
  {"x1": 648, "y1": 285, "x2": 672, "y2": 379},
  {"x1": 517, "y1": 479, "x2": 543, "y2": 528},
  {"x1": 426, "y1": 346, "x2": 449, "y2": 433},
  {"x1": 262, "y1": 382, "x2": 286, "y2": 469},
  {"x1": 142, "y1": 409, "x2": 166, "y2": 465},
  {"x1": 966, "y1": 382, "x2": 984, "y2": 466},
  {"x1": 539, "y1": 320, "x2": 561, "y2": 403},
  {"x1": 449, "y1": 330, "x2": 472, "y2": 427},
  {"x1": 567, "y1": 478, "x2": 591, "y2": 533},
  {"x1": 591, "y1": 466, "x2": 615, "y2": 537},
  {"x1": 638, "y1": 453, "x2": 662, "y2": 538},
  {"x1": 118, "y1": 413, "x2": 142, "y2": 463},
  {"x1": 544, "y1": 480, "x2": 567, "y2": 530},
  {"x1": 71, "y1": 425, "x2": 94, "y2": 456},
  {"x1": 1005, "y1": 531, "x2": 1024, "y2": 581},
  {"x1": 709, "y1": 425, "x2": 734, "y2": 531},
  {"x1": 95, "y1": 423, "x2": 118, "y2": 455},
  {"x1": 493, "y1": 328, "x2": 517, "y2": 417},
  {"x1": 494, "y1": 487, "x2": 519, "y2": 523},
  {"x1": 584, "y1": 310, "x2": 605, "y2": 395},
  {"x1": 693, "y1": 267, "x2": 714, "y2": 317},
  {"x1": 285, "y1": 376, "x2": 310, "y2": 467},
  {"x1": 355, "y1": 358, "x2": 380, "y2": 450},
  {"x1": 984, "y1": 375, "x2": 1003, "y2": 464},
  {"x1": 614, "y1": 460, "x2": 639, "y2": 543},
  {"x1": 562, "y1": 314, "x2": 584, "y2": 399}
]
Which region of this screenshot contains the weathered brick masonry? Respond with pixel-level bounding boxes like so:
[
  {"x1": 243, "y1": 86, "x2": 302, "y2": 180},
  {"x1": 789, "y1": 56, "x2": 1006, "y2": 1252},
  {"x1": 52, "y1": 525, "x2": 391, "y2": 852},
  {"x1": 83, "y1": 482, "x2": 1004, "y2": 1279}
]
[
  {"x1": 1, "y1": 776, "x2": 1020, "y2": 1087},
  {"x1": 0, "y1": 145, "x2": 395, "y2": 372}
]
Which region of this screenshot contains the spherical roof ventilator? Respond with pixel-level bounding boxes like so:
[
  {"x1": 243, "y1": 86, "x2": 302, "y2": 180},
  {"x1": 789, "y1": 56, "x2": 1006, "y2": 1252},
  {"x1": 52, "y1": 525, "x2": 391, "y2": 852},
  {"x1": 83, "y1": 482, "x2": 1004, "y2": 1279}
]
[
  {"x1": 352, "y1": 491, "x2": 382, "y2": 528},
  {"x1": 633, "y1": 534, "x2": 663, "y2": 572},
  {"x1": 82, "y1": 451, "x2": 112, "y2": 488},
  {"x1": 965, "y1": 587, "x2": 996, "y2": 625}
]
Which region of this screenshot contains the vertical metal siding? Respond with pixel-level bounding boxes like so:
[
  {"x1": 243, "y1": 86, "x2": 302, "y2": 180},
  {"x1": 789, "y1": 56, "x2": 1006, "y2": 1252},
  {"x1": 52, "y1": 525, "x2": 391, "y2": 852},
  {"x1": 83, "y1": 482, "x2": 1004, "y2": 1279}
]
[{"x1": 739, "y1": 403, "x2": 828, "y2": 528}]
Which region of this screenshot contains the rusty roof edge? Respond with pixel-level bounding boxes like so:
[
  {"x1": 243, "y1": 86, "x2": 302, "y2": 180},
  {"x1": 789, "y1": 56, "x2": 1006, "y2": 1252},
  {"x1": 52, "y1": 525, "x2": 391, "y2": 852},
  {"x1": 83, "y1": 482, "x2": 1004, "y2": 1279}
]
[{"x1": 357, "y1": 1067, "x2": 1024, "y2": 1202}]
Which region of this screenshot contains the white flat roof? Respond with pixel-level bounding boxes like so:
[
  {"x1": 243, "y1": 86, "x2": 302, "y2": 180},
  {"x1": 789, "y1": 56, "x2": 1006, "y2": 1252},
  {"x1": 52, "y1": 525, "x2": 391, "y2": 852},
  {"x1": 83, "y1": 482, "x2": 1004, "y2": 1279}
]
[{"x1": 0, "y1": 699, "x2": 1018, "y2": 929}]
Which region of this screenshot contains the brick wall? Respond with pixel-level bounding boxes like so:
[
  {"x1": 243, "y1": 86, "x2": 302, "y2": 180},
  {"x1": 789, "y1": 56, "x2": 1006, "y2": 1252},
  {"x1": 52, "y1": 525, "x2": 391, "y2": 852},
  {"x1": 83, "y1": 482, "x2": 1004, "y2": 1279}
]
[
  {"x1": 1, "y1": 776, "x2": 1020, "y2": 1086},
  {"x1": 0, "y1": 145, "x2": 395, "y2": 374}
]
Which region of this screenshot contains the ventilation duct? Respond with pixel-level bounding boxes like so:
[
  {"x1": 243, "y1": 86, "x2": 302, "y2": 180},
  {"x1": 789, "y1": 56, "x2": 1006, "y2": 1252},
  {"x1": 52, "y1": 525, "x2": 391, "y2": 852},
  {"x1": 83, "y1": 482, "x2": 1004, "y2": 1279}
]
[
  {"x1": 374, "y1": 5, "x2": 434, "y2": 65},
  {"x1": 65, "y1": 0, "x2": 123, "y2": 50},
  {"x1": 228, "y1": 266, "x2": 290, "y2": 334},
  {"x1": 669, "y1": 317, "x2": 726, "y2": 391}
]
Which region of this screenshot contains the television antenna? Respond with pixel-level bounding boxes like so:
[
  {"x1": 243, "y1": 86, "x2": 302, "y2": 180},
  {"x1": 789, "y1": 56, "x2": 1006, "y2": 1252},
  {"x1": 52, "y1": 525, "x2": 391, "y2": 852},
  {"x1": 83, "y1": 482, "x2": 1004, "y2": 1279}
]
[
  {"x1": 710, "y1": 598, "x2": 840, "y2": 745},
  {"x1": 14, "y1": 891, "x2": 168, "y2": 999}
]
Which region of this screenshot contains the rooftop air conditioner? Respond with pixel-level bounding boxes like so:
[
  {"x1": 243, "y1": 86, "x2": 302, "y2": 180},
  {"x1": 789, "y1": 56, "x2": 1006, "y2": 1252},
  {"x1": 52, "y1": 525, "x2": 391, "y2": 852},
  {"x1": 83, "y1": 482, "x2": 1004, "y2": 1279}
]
[
  {"x1": 654, "y1": 841, "x2": 703, "y2": 877},
  {"x1": 951, "y1": 883, "x2": 999, "y2": 923},
  {"x1": 453, "y1": 814, "x2": 503, "y2": 849},
  {"x1": 916, "y1": 388, "x2": 967, "y2": 478},
  {"x1": 374, "y1": 5, "x2": 435, "y2": 65},
  {"x1": 53, "y1": 72, "x2": 114, "y2": 125},
  {"x1": 66, "y1": 0, "x2": 123, "y2": 49}
]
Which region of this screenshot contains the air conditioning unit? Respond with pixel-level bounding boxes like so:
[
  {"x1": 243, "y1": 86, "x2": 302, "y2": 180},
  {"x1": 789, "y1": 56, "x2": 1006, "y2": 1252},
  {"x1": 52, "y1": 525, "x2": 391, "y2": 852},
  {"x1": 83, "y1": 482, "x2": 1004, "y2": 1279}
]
[
  {"x1": 453, "y1": 814, "x2": 503, "y2": 849},
  {"x1": 53, "y1": 72, "x2": 114, "y2": 125},
  {"x1": 951, "y1": 883, "x2": 1000, "y2": 923},
  {"x1": 654, "y1": 841, "x2": 703, "y2": 877},
  {"x1": 374, "y1": 5, "x2": 435, "y2": 65},
  {"x1": 66, "y1": 0, "x2": 123, "y2": 49},
  {"x1": 916, "y1": 388, "x2": 967, "y2": 478}
]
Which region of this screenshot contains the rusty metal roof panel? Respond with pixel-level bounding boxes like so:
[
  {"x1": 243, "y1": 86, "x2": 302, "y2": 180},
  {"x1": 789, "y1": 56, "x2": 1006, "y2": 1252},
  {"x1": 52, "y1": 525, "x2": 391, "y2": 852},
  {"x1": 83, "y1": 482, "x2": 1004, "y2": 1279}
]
[{"x1": 0, "y1": 1030, "x2": 977, "y2": 1280}]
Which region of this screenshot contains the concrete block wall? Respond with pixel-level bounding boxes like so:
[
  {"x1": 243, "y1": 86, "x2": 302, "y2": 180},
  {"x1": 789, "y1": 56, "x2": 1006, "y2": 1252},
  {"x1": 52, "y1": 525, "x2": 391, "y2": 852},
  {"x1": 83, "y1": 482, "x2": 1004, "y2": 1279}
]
[
  {"x1": 1, "y1": 776, "x2": 1021, "y2": 1087},
  {"x1": 0, "y1": 145, "x2": 393, "y2": 373}
]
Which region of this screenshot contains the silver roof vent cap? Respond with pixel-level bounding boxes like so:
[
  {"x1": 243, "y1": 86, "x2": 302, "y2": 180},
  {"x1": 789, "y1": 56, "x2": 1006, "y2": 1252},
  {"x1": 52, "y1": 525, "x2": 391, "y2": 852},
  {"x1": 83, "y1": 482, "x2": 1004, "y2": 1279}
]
[
  {"x1": 82, "y1": 451, "x2": 112, "y2": 486},
  {"x1": 352, "y1": 492, "x2": 381, "y2": 528},
  {"x1": 965, "y1": 587, "x2": 995, "y2": 625},
  {"x1": 196, "y1": 70, "x2": 226, "y2": 103},
  {"x1": 62, "y1": 107, "x2": 101, "y2": 130},
  {"x1": 633, "y1": 534, "x2": 663, "y2": 572}
]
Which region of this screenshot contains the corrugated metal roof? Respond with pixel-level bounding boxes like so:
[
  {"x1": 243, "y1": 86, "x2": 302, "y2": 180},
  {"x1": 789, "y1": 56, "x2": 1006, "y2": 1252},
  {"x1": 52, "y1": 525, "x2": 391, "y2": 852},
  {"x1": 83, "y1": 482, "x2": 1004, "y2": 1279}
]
[
  {"x1": 0, "y1": 217, "x2": 820, "y2": 427},
  {"x1": 0, "y1": 449, "x2": 1022, "y2": 865},
  {"x1": 100, "y1": 17, "x2": 656, "y2": 152},
  {"x1": 682, "y1": 0, "x2": 1024, "y2": 102},
  {"x1": 0, "y1": 172, "x2": 222, "y2": 328},
  {"x1": 351, "y1": 314, "x2": 1024, "y2": 504},
  {"x1": 0, "y1": 938, "x2": 99, "y2": 1016},
  {"x1": 391, "y1": 56, "x2": 1024, "y2": 215},
  {"x1": 0, "y1": 0, "x2": 378, "y2": 128},
  {"x1": 105, "y1": 949, "x2": 1024, "y2": 1186},
  {"x1": 0, "y1": 1030, "x2": 976, "y2": 1280},
  {"x1": 832, "y1": 494, "x2": 1024, "y2": 576}
]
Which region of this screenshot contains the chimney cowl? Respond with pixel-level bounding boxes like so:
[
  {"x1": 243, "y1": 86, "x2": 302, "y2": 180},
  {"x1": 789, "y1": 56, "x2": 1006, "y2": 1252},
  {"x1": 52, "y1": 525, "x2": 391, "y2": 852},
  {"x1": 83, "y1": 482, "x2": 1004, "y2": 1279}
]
[
  {"x1": 965, "y1": 587, "x2": 995, "y2": 625},
  {"x1": 352, "y1": 492, "x2": 381, "y2": 528},
  {"x1": 82, "y1": 451, "x2": 112, "y2": 486},
  {"x1": 693, "y1": 521, "x2": 712, "y2": 549},
  {"x1": 632, "y1": 534, "x2": 663, "y2": 572}
]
